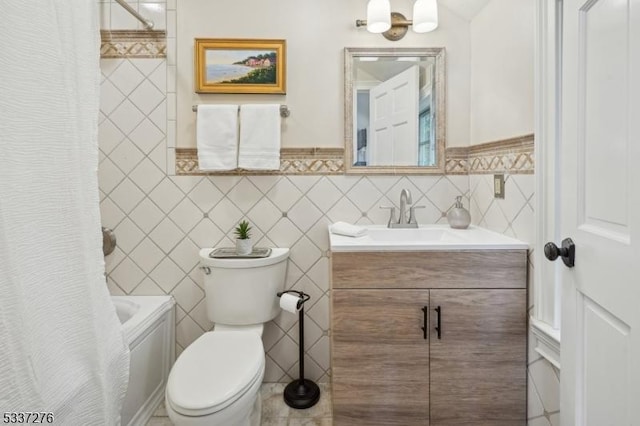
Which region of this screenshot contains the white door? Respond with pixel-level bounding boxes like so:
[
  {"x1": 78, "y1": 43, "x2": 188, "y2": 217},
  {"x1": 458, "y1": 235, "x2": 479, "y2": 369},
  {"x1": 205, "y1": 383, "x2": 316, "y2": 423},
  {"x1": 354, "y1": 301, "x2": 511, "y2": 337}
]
[
  {"x1": 368, "y1": 65, "x2": 419, "y2": 166},
  {"x1": 558, "y1": 0, "x2": 640, "y2": 424}
]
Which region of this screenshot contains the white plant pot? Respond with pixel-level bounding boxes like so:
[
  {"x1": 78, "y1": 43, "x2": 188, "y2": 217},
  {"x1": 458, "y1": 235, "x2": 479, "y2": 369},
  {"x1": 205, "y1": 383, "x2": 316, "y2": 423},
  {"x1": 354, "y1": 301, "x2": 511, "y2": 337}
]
[{"x1": 236, "y1": 238, "x2": 253, "y2": 255}]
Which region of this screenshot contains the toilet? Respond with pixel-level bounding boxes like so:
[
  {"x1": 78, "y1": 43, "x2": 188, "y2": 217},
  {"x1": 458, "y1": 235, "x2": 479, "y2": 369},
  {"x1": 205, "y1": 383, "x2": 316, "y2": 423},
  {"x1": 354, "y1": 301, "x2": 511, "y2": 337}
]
[{"x1": 165, "y1": 247, "x2": 290, "y2": 426}]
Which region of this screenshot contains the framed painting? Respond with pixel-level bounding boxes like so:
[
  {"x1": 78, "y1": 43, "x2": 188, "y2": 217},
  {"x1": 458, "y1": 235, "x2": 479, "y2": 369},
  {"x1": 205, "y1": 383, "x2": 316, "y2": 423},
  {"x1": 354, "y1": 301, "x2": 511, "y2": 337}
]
[{"x1": 194, "y1": 38, "x2": 286, "y2": 94}]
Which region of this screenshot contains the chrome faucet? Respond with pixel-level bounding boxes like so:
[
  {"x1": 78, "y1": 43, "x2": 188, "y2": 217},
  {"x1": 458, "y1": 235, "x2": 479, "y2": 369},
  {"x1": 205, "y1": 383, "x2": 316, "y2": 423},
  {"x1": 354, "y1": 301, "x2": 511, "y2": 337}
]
[
  {"x1": 380, "y1": 189, "x2": 425, "y2": 228},
  {"x1": 398, "y1": 189, "x2": 412, "y2": 225}
]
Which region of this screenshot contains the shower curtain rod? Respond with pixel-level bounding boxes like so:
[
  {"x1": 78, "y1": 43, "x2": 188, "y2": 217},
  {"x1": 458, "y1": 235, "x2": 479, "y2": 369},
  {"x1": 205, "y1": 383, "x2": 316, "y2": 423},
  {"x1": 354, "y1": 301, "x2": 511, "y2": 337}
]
[{"x1": 113, "y1": 0, "x2": 155, "y2": 30}]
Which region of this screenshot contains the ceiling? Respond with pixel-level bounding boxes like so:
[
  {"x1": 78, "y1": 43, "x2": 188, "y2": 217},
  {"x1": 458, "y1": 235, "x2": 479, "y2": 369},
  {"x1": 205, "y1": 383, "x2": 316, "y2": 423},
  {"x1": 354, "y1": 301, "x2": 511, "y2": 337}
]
[
  {"x1": 357, "y1": 60, "x2": 420, "y2": 82},
  {"x1": 438, "y1": 0, "x2": 492, "y2": 21}
]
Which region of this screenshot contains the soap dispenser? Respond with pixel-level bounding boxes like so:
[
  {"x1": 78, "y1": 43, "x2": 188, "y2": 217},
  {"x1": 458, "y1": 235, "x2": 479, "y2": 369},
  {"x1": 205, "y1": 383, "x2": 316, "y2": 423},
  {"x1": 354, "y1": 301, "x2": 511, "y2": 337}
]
[{"x1": 447, "y1": 196, "x2": 471, "y2": 229}]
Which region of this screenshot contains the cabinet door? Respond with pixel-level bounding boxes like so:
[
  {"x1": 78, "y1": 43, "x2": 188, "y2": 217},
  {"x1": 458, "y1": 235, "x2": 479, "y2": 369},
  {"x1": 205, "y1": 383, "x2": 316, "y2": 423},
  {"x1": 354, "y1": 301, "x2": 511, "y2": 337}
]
[
  {"x1": 332, "y1": 290, "x2": 430, "y2": 426},
  {"x1": 429, "y1": 290, "x2": 527, "y2": 425}
]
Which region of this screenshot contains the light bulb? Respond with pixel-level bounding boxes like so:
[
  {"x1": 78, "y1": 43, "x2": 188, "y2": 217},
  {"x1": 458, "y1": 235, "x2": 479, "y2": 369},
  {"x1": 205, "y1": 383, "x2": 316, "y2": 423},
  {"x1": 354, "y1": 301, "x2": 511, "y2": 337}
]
[
  {"x1": 413, "y1": 0, "x2": 438, "y2": 33},
  {"x1": 367, "y1": 0, "x2": 391, "y2": 33}
]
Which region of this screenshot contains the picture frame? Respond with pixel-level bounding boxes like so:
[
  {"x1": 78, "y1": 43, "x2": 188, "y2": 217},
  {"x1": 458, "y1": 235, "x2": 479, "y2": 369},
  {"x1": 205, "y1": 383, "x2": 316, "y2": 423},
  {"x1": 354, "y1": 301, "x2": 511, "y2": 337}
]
[{"x1": 194, "y1": 38, "x2": 286, "y2": 94}]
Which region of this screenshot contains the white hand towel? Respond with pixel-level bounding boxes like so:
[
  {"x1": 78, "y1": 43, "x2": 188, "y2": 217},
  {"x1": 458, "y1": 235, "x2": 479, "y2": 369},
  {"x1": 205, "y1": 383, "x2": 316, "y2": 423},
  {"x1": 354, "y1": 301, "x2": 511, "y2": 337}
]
[
  {"x1": 238, "y1": 104, "x2": 281, "y2": 170},
  {"x1": 197, "y1": 104, "x2": 239, "y2": 170},
  {"x1": 330, "y1": 222, "x2": 368, "y2": 238}
]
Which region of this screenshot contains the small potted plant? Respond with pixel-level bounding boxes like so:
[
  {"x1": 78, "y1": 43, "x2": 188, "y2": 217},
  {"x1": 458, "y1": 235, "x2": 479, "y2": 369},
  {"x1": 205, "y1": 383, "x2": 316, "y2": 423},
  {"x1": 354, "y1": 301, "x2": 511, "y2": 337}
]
[{"x1": 234, "y1": 220, "x2": 253, "y2": 255}]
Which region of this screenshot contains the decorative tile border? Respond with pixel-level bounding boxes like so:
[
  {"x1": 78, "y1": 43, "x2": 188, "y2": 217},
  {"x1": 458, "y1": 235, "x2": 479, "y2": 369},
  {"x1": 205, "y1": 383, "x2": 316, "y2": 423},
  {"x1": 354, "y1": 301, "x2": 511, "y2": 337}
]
[
  {"x1": 444, "y1": 147, "x2": 470, "y2": 175},
  {"x1": 175, "y1": 148, "x2": 345, "y2": 175},
  {"x1": 176, "y1": 135, "x2": 534, "y2": 176},
  {"x1": 444, "y1": 134, "x2": 534, "y2": 175},
  {"x1": 100, "y1": 30, "x2": 166, "y2": 58},
  {"x1": 468, "y1": 134, "x2": 534, "y2": 174}
]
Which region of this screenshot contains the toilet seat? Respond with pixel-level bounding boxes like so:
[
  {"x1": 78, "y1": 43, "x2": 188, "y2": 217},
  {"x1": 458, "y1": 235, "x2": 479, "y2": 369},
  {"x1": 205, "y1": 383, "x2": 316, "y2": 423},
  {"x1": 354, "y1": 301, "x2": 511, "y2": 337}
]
[{"x1": 166, "y1": 331, "x2": 265, "y2": 417}]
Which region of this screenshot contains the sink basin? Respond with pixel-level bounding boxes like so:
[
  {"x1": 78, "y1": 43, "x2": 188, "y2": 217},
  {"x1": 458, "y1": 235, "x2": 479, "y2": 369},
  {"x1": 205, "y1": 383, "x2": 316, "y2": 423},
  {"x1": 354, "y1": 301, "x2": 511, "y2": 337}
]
[
  {"x1": 329, "y1": 224, "x2": 528, "y2": 252},
  {"x1": 367, "y1": 228, "x2": 465, "y2": 243}
]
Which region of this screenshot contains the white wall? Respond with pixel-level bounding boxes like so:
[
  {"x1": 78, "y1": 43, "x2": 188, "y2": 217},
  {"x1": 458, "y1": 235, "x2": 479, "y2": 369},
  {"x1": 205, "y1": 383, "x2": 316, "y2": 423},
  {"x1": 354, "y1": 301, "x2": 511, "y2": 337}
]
[
  {"x1": 469, "y1": 0, "x2": 534, "y2": 144},
  {"x1": 177, "y1": 0, "x2": 471, "y2": 148}
]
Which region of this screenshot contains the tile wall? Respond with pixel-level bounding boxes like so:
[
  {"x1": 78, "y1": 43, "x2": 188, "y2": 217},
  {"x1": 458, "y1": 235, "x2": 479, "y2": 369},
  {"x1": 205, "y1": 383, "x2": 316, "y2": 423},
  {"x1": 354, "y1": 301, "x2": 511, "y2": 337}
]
[{"x1": 469, "y1": 174, "x2": 560, "y2": 426}]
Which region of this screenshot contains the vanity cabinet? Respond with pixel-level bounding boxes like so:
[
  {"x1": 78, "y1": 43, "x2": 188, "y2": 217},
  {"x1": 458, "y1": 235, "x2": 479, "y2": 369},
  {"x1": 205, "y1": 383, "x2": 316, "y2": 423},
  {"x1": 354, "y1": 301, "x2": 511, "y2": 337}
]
[
  {"x1": 429, "y1": 289, "x2": 526, "y2": 425},
  {"x1": 333, "y1": 290, "x2": 430, "y2": 425},
  {"x1": 331, "y1": 250, "x2": 527, "y2": 426}
]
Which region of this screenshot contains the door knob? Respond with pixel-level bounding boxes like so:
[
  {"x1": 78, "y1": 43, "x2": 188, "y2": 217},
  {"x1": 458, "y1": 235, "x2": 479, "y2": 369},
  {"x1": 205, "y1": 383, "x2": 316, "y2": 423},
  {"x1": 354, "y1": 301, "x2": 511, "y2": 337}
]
[{"x1": 544, "y1": 238, "x2": 575, "y2": 268}]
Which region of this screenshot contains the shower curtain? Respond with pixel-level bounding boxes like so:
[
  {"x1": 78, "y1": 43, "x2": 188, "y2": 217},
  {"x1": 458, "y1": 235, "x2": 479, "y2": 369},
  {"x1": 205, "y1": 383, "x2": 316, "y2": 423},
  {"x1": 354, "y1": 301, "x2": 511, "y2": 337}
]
[{"x1": 0, "y1": 1, "x2": 129, "y2": 424}]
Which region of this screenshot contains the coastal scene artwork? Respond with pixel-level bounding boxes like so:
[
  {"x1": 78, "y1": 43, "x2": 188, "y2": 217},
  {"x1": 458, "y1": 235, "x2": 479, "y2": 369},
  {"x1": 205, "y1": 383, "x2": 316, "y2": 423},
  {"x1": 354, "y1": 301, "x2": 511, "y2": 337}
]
[
  {"x1": 206, "y1": 50, "x2": 276, "y2": 84},
  {"x1": 195, "y1": 39, "x2": 286, "y2": 94}
]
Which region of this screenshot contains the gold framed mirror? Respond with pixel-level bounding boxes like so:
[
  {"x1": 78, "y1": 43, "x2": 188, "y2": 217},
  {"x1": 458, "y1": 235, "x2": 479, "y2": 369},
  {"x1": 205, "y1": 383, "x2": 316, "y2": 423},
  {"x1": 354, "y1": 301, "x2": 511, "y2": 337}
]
[{"x1": 344, "y1": 47, "x2": 446, "y2": 174}]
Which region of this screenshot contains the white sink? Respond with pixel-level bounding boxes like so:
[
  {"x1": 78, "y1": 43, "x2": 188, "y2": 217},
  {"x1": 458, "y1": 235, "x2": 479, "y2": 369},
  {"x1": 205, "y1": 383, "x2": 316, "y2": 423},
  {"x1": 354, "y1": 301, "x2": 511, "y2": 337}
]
[
  {"x1": 329, "y1": 224, "x2": 528, "y2": 252},
  {"x1": 367, "y1": 227, "x2": 465, "y2": 243}
]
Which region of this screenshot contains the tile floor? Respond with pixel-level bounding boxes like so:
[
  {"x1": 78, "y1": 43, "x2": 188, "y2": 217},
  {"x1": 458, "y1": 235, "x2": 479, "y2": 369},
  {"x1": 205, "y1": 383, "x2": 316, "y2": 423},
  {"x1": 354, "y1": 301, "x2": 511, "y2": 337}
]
[{"x1": 146, "y1": 383, "x2": 332, "y2": 425}]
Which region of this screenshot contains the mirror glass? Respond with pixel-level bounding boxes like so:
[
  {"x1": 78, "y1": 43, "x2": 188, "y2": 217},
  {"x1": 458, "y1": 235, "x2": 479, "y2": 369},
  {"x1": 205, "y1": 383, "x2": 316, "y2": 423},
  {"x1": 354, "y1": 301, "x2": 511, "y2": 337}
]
[{"x1": 344, "y1": 47, "x2": 446, "y2": 174}]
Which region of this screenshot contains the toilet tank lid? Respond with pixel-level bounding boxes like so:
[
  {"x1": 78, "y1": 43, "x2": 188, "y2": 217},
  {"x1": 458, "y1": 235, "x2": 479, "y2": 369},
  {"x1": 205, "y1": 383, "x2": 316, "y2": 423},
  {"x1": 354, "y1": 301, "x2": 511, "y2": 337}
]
[{"x1": 199, "y1": 247, "x2": 289, "y2": 268}]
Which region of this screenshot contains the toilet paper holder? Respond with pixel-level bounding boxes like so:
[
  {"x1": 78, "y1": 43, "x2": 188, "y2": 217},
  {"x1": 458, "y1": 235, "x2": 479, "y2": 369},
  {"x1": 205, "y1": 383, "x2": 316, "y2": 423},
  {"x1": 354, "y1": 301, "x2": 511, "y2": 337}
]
[
  {"x1": 275, "y1": 290, "x2": 320, "y2": 409},
  {"x1": 276, "y1": 290, "x2": 310, "y2": 309}
]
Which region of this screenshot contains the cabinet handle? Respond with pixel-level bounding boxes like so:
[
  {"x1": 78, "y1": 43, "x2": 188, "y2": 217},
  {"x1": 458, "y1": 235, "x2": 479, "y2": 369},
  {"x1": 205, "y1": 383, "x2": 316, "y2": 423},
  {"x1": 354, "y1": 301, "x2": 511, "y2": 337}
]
[
  {"x1": 435, "y1": 306, "x2": 442, "y2": 339},
  {"x1": 421, "y1": 306, "x2": 428, "y2": 340}
]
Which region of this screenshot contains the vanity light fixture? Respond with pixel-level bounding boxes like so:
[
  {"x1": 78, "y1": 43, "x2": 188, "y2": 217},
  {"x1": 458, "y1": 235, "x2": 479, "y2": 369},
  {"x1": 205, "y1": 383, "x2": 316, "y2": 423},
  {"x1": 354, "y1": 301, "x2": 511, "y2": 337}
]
[{"x1": 356, "y1": 0, "x2": 438, "y2": 41}]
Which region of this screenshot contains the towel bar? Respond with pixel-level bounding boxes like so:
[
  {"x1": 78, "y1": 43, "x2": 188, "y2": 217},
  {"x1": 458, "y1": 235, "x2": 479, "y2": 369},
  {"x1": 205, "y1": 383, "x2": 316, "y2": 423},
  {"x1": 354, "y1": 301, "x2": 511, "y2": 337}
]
[{"x1": 192, "y1": 104, "x2": 290, "y2": 118}]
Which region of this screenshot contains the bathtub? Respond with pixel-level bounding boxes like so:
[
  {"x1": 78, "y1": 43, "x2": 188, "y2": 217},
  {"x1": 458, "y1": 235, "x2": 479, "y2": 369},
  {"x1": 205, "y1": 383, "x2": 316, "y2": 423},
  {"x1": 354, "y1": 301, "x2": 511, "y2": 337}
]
[{"x1": 112, "y1": 296, "x2": 175, "y2": 426}]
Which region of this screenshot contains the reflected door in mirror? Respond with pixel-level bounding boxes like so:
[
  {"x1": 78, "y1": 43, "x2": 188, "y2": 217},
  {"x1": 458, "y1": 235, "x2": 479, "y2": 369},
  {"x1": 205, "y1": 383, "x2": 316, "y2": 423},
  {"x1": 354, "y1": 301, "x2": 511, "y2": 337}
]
[{"x1": 367, "y1": 65, "x2": 419, "y2": 166}]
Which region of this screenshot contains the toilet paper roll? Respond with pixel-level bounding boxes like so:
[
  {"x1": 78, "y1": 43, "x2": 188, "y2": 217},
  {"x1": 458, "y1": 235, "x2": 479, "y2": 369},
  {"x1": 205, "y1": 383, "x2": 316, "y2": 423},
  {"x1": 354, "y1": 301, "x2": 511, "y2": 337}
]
[{"x1": 280, "y1": 293, "x2": 302, "y2": 313}]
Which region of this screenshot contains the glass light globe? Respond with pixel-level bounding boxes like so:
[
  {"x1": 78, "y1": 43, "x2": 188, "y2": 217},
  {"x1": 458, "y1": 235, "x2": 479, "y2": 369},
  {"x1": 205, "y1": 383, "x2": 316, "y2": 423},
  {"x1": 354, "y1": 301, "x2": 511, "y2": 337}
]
[
  {"x1": 413, "y1": 0, "x2": 438, "y2": 33},
  {"x1": 367, "y1": 0, "x2": 391, "y2": 33}
]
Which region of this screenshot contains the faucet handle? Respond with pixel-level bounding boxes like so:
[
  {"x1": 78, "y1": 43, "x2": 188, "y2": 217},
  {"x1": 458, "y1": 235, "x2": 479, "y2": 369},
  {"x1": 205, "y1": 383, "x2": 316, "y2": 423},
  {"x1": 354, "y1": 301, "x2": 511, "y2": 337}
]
[
  {"x1": 408, "y1": 205, "x2": 426, "y2": 224},
  {"x1": 380, "y1": 206, "x2": 397, "y2": 227}
]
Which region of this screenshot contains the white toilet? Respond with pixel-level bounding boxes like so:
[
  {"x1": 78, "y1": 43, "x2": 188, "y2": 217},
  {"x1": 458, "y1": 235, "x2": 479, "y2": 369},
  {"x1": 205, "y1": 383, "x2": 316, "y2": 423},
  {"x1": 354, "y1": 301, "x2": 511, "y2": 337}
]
[{"x1": 165, "y1": 247, "x2": 290, "y2": 426}]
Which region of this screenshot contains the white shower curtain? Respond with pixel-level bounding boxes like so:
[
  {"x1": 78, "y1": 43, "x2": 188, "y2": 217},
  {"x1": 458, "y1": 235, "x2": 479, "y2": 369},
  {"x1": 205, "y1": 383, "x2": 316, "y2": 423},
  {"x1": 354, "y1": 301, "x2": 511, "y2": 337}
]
[{"x1": 0, "y1": 1, "x2": 129, "y2": 424}]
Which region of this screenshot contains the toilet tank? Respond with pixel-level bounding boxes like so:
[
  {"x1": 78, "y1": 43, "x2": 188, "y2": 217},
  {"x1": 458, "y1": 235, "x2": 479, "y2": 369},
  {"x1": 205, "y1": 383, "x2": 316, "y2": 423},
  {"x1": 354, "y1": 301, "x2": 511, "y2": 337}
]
[{"x1": 198, "y1": 248, "x2": 289, "y2": 325}]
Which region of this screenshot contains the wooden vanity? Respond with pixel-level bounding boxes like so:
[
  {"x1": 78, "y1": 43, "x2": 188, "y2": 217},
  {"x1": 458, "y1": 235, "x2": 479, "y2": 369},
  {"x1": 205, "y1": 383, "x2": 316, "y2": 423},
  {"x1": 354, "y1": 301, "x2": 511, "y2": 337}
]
[{"x1": 329, "y1": 227, "x2": 528, "y2": 425}]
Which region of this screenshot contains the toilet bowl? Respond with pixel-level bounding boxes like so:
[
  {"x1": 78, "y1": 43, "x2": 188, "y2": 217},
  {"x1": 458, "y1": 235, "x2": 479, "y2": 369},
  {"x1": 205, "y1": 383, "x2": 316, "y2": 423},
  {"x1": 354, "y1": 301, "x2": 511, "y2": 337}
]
[
  {"x1": 165, "y1": 330, "x2": 265, "y2": 426},
  {"x1": 165, "y1": 248, "x2": 289, "y2": 426}
]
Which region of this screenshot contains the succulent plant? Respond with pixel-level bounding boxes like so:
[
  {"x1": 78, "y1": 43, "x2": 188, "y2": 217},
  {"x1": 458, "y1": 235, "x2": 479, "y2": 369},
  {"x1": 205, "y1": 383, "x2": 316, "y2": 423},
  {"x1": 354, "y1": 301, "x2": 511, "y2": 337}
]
[{"x1": 234, "y1": 220, "x2": 252, "y2": 240}]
